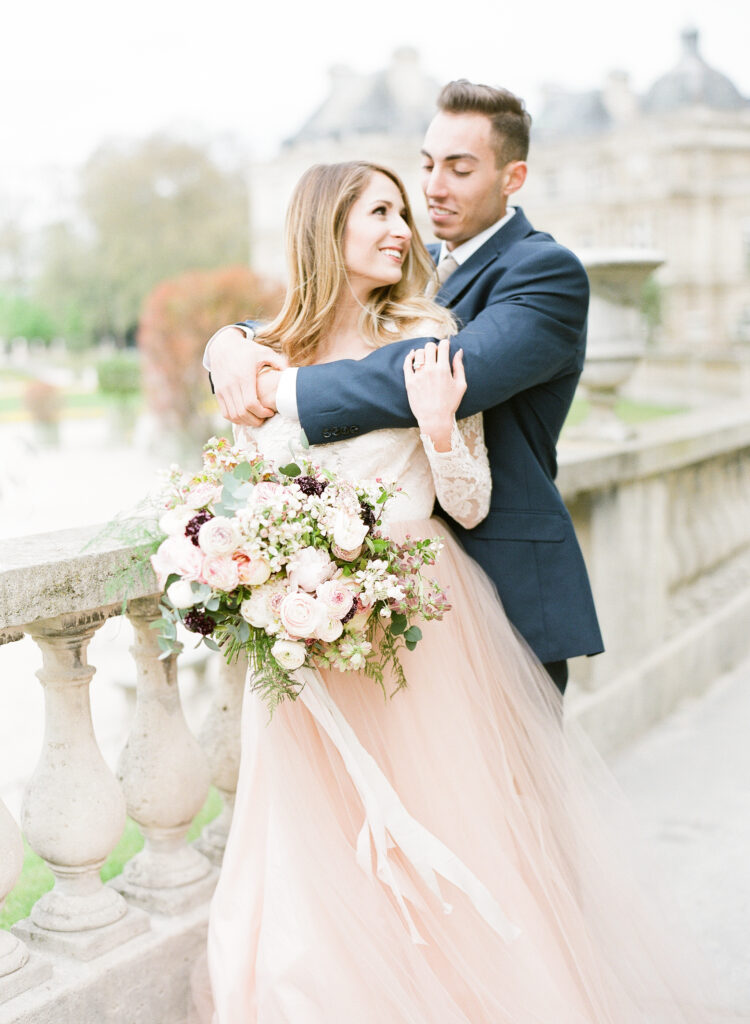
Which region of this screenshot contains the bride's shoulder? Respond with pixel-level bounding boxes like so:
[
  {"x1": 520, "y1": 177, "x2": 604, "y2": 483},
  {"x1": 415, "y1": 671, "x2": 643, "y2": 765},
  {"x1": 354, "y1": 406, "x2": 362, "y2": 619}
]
[{"x1": 386, "y1": 317, "x2": 448, "y2": 344}]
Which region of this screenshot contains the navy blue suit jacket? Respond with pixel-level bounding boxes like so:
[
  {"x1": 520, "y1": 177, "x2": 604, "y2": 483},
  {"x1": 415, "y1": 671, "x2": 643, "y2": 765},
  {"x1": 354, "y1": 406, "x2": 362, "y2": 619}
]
[{"x1": 247, "y1": 208, "x2": 603, "y2": 664}]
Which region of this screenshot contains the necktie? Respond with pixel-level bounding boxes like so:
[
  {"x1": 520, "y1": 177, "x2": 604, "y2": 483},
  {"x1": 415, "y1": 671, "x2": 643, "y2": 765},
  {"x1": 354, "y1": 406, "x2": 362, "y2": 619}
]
[{"x1": 427, "y1": 253, "x2": 458, "y2": 297}]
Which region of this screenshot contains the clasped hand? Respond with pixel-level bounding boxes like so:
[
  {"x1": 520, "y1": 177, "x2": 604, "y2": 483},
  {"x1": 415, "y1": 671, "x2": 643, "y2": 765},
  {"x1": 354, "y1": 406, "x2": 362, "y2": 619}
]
[
  {"x1": 403, "y1": 339, "x2": 466, "y2": 452},
  {"x1": 210, "y1": 327, "x2": 288, "y2": 427}
]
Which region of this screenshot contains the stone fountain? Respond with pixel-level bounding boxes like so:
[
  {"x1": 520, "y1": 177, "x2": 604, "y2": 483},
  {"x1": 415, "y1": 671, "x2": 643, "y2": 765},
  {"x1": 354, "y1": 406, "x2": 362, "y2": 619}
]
[{"x1": 574, "y1": 249, "x2": 665, "y2": 441}]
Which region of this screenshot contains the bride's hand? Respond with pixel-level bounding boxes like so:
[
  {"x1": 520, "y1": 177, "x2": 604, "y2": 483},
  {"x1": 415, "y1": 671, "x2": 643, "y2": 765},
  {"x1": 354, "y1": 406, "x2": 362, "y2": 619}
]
[
  {"x1": 209, "y1": 328, "x2": 288, "y2": 426},
  {"x1": 403, "y1": 339, "x2": 466, "y2": 452}
]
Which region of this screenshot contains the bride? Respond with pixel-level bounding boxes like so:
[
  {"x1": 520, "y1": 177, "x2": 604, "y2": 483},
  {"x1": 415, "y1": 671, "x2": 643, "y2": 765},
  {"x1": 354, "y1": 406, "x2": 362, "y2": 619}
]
[{"x1": 202, "y1": 161, "x2": 724, "y2": 1022}]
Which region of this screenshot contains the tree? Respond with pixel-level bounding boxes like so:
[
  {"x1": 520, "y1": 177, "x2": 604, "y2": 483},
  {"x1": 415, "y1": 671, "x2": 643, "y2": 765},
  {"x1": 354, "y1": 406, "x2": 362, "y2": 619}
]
[
  {"x1": 137, "y1": 265, "x2": 284, "y2": 446},
  {"x1": 36, "y1": 135, "x2": 251, "y2": 345}
]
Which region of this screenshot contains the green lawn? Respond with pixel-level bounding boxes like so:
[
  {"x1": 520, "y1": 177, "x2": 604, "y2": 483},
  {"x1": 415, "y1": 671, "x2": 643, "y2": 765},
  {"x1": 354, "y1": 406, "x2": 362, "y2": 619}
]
[
  {"x1": 564, "y1": 396, "x2": 683, "y2": 428},
  {"x1": 0, "y1": 787, "x2": 222, "y2": 930}
]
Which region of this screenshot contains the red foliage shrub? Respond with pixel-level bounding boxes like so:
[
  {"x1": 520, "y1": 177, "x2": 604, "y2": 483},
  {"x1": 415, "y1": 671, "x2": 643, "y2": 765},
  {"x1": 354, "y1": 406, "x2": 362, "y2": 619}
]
[{"x1": 137, "y1": 265, "x2": 285, "y2": 434}]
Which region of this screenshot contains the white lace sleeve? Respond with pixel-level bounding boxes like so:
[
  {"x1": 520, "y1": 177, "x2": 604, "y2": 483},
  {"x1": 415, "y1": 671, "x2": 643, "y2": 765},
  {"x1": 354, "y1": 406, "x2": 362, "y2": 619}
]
[{"x1": 420, "y1": 413, "x2": 491, "y2": 529}]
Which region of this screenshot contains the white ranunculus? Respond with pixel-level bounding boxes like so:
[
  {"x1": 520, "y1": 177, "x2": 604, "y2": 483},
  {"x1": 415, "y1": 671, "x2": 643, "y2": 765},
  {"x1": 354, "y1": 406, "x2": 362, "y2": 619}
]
[
  {"x1": 240, "y1": 591, "x2": 273, "y2": 629},
  {"x1": 198, "y1": 516, "x2": 241, "y2": 557},
  {"x1": 332, "y1": 510, "x2": 369, "y2": 552},
  {"x1": 158, "y1": 505, "x2": 195, "y2": 536},
  {"x1": 316, "y1": 616, "x2": 344, "y2": 643},
  {"x1": 166, "y1": 580, "x2": 201, "y2": 609},
  {"x1": 271, "y1": 639, "x2": 306, "y2": 670}
]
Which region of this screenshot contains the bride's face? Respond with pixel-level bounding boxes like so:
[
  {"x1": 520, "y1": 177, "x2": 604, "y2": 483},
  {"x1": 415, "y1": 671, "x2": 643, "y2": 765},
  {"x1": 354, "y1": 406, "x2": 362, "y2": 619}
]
[{"x1": 342, "y1": 171, "x2": 412, "y2": 296}]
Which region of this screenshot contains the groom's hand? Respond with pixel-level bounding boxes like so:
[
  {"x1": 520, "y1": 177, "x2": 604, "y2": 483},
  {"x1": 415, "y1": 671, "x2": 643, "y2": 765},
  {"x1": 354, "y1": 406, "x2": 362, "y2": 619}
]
[{"x1": 209, "y1": 328, "x2": 288, "y2": 426}]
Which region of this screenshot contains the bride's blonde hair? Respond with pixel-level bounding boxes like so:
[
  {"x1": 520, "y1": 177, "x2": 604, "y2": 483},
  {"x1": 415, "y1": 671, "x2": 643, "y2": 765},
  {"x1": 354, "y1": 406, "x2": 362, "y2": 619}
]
[{"x1": 256, "y1": 161, "x2": 455, "y2": 365}]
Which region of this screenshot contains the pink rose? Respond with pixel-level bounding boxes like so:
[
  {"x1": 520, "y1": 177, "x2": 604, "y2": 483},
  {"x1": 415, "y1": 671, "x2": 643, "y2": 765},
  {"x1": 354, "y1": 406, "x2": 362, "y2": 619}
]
[
  {"x1": 316, "y1": 579, "x2": 355, "y2": 620},
  {"x1": 198, "y1": 516, "x2": 240, "y2": 557},
  {"x1": 233, "y1": 551, "x2": 272, "y2": 586},
  {"x1": 279, "y1": 592, "x2": 324, "y2": 638},
  {"x1": 185, "y1": 481, "x2": 223, "y2": 509},
  {"x1": 251, "y1": 481, "x2": 285, "y2": 506},
  {"x1": 201, "y1": 555, "x2": 240, "y2": 592},
  {"x1": 151, "y1": 535, "x2": 204, "y2": 587},
  {"x1": 287, "y1": 547, "x2": 334, "y2": 592}
]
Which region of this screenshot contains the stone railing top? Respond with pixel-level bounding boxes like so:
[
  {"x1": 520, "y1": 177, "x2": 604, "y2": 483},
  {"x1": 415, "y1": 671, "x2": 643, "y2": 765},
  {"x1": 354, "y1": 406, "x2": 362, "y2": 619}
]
[
  {"x1": 558, "y1": 402, "x2": 750, "y2": 499},
  {"x1": 0, "y1": 522, "x2": 158, "y2": 639},
  {"x1": 2, "y1": 403, "x2": 750, "y2": 635}
]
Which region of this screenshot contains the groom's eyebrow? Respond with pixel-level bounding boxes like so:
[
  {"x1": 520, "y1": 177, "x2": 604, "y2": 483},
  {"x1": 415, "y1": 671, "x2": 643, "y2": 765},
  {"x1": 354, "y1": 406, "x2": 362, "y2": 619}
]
[{"x1": 420, "y1": 149, "x2": 479, "y2": 163}]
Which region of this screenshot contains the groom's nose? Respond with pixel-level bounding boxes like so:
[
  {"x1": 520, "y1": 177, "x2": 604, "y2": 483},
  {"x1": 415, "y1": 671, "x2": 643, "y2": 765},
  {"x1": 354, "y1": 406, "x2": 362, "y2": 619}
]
[{"x1": 423, "y1": 166, "x2": 448, "y2": 199}]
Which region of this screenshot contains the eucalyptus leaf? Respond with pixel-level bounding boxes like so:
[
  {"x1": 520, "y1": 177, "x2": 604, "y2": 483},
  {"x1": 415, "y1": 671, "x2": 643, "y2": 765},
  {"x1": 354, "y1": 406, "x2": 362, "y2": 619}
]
[
  {"x1": 203, "y1": 637, "x2": 221, "y2": 652},
  {"x1": 205, "y1": 596, "x2": 221, "y2": 611},
  {"x1": 390, "y1": 614, "x2": 408, "y2": 636},
  {"x1": 404, "y1": 626, "x2": 422, "y2": 643},
  {"x1": 234, "y1": 462, "x2": 253, "y2": 481},
  {"x1": 279, "y1": 463, "x2": 301, "y2": 477}
]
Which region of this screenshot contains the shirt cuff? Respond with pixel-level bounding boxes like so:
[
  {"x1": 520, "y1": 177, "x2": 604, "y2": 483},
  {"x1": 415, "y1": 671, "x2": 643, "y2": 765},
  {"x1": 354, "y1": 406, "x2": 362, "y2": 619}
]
[
  {"x1": 276, "y1": 368, "x2": 299, "y2": 420},
  {"x1": 202, "y1": 324, "x2": 255, "y2": 371}
]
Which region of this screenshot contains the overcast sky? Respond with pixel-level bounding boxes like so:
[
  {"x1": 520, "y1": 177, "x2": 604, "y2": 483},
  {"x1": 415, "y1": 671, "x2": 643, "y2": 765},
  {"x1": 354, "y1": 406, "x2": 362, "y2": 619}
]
[{"x1": 2, "y1": 0, "x2": 747, "y2": 188}]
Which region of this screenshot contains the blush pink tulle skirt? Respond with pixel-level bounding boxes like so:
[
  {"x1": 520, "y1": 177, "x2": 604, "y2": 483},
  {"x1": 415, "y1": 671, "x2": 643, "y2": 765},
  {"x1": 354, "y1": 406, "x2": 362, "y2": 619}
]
[{"x1": 196, "y1": 519, "x2": 734, "y2": 1023}]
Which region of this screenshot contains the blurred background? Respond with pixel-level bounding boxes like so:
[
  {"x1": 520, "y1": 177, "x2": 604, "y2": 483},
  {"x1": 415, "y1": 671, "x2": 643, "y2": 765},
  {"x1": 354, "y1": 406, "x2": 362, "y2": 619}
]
[{"x1": 1, "y1": 0, "x2": 748, "y2": 537}]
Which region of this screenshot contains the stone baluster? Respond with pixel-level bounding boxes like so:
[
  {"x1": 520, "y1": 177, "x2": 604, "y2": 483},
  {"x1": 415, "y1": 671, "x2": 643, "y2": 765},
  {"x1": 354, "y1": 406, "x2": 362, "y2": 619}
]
[
  {"x1": 0, "y1": 797, "x2": 51, "y2": 1002},
  {"x1": 14, "y1": 613, "x2": 148, "y2": 959},
  {"x1": 195, "y1": 652, "x2": 247, "y2": 864},
  {"x1": 114, "y1": 597, "x2": 215, "y2": 913}
]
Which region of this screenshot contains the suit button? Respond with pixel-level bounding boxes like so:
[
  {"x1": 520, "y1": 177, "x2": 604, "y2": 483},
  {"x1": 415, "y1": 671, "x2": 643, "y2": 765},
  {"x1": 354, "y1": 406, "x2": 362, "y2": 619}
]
[
  {"x1": 322, "y1": 429, "x2": 331, "y2": 439},
  {"x1": 350, "y1": 425, "x2": 359, "y2": 434}
]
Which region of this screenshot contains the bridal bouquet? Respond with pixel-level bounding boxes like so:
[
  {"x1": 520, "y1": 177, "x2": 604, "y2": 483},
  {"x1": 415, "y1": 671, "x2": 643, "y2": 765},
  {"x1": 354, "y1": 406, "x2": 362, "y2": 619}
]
[{"x1": 147, "y1": 436, "x2": 450, "y2": 710}]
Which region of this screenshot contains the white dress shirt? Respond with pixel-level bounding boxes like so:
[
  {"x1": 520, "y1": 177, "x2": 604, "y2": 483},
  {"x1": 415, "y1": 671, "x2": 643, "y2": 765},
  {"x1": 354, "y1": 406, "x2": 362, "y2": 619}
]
[{"x1": 203, "y1": 209, "x2": 517, "y2": 421}]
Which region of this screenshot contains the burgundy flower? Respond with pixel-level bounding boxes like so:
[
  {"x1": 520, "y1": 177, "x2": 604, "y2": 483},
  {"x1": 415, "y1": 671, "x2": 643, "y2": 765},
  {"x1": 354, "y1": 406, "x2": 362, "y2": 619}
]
[
  {"x1": 185, "y1": 510, "x2": 213, "y2": 546},
  {"x1": 183, "y1": 609, "x2": 215, "y2": 635},
  {"x1": 297, "y1": 475, "x2": 328, "y2": 497}
]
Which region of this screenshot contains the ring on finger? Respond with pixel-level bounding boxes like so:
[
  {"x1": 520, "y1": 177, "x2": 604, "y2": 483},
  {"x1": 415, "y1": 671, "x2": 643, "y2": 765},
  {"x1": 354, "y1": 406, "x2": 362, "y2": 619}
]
[{"x1": 413, "y1": 353, "x2": 425, "y2": 371}]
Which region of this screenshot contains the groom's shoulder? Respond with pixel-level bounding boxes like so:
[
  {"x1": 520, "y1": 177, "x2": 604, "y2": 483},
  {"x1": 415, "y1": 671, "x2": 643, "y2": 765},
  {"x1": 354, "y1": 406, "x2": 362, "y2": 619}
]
[{"x1": 505, "y1": 213, "x2": 586, "y2": 278}]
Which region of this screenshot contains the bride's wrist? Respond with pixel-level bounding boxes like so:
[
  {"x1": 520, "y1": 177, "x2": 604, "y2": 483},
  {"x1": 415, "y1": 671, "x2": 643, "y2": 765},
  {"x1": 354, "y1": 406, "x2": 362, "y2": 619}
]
[{"x1": 419, "y1": 414, "x2": 455, "y2": 453}]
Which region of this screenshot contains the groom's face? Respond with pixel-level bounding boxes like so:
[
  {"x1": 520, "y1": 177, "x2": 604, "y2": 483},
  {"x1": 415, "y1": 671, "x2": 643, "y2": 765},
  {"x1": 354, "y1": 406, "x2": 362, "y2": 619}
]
[{"x1": 421, "y1": 112, "x2": 516, "y2": 249}]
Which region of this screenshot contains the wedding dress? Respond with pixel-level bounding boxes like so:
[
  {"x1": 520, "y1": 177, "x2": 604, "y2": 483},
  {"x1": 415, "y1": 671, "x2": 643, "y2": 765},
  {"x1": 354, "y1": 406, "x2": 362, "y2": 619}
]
[{"x1": 201, "y1": 412, "x2": 727, "y2": 1024}]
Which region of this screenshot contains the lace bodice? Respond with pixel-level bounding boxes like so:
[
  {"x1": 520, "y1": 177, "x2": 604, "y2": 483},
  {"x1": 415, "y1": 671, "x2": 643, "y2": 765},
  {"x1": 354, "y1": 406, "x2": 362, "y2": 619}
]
[{"x1": 234, "y1": 413, "x2": 491, "y2": 529}]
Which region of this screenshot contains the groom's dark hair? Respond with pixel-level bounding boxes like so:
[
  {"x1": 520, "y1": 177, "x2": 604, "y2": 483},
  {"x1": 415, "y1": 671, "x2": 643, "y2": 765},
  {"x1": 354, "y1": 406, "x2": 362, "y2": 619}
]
[{"x1": 437, "y1": 80, "x2": 531, "y2": 166}]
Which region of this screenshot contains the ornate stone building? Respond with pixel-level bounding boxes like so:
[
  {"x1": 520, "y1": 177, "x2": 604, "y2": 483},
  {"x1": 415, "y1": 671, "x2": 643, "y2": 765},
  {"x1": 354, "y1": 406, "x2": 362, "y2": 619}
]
[
  {"x1": 523, "y1": 28, "x2": 750, "y2": 349},
  {"x1": 248, "y1": 31, "x2": 750, "y2": 349}
]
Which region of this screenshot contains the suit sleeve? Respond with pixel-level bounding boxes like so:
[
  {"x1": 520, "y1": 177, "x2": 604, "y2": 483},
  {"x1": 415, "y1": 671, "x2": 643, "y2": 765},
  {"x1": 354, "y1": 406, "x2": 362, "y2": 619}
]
[{"x1": 296, "y1": 244, "x2": 589, "y2": 444}]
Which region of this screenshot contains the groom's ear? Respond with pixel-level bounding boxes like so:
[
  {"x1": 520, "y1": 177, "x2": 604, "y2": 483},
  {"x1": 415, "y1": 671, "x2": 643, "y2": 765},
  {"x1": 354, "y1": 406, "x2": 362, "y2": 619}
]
[{"x1": 501, "y1": 161, "x2": 527, "y2": 197}]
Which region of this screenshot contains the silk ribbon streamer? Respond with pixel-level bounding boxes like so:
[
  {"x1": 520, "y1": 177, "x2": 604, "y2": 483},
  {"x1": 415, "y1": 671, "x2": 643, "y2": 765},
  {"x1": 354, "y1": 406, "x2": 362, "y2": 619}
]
[{"x1": 295, "y1": 666, "x2": 521, "y2": 947}]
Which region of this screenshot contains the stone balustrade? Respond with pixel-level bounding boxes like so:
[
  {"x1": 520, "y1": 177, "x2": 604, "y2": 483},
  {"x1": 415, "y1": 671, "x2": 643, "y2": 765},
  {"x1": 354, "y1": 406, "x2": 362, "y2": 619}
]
[
  {"x1": 0, "y1": 527, "x2": 242, "y2": 1023},
  {"x1": 2, "y1": 402, "x2": 750, "y2": 1021}
]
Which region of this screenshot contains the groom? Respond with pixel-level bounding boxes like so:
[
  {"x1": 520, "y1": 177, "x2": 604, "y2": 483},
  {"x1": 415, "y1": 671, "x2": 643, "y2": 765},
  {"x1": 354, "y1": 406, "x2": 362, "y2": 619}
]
[{"x1": 205, "y1": 80, "x2": 603, "y2": 694}]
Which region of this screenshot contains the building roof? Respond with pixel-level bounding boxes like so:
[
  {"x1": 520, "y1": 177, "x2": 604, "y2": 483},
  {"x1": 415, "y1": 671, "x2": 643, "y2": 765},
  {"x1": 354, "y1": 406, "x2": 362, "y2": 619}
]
[
  {"x1": 532, "y1": 89, "x2": 613, "y2": 141},
  {"x1": 285, "y1": 48, "x2": 439, "y2": 146},
  {"x1": 642, "y1": 28, "x2": 747, "y2": 114}
]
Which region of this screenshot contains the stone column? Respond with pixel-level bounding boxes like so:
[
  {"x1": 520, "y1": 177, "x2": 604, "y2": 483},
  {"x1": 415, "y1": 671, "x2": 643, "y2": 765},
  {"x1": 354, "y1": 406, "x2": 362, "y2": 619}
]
[
  {"x1": 114, "y1": 597, "x2": 215, "y2": 913},
  {"x1": 14, "y1": 612, "x2": 148, "y2": 960},
  {"x1": 195, "y1": 653, "x2": 247, "y2": 864}
]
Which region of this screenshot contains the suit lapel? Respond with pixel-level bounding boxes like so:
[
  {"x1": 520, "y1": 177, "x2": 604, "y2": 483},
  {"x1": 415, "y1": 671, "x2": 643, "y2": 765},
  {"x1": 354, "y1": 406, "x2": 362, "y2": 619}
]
[{"x1": 436, "y1": 207, "x2": 535, "y2": 306}]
